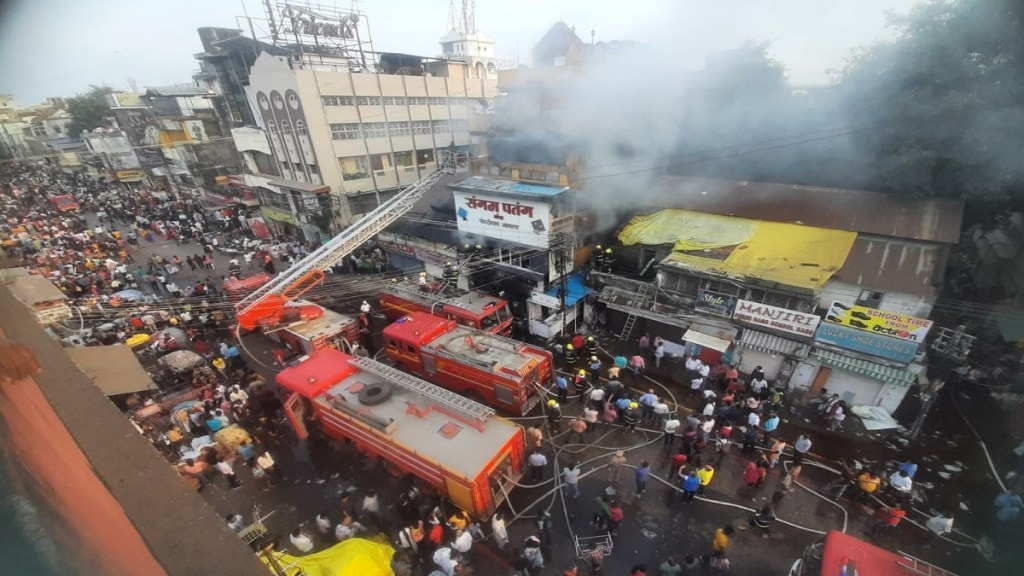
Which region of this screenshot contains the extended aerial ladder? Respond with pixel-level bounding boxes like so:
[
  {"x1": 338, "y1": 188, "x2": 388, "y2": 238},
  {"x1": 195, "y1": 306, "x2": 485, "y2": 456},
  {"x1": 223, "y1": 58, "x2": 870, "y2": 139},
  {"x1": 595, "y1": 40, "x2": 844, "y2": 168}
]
[{"x1": 236, "y1": 151, "x2": 465, "y2": 331}]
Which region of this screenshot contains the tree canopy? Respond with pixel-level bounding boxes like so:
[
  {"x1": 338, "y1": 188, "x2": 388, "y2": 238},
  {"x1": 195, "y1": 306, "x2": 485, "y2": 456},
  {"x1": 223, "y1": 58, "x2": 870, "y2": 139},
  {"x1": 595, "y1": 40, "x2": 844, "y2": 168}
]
[
  {"x1": 839, "y1": 0, "x2": 1024, "y2": 203},
  {"x1": 66, "y1": 85, "x2": 113, "y2": 139},
  {"x1": 671, "y1": 0, "x2": 1024, "y2": 208}
]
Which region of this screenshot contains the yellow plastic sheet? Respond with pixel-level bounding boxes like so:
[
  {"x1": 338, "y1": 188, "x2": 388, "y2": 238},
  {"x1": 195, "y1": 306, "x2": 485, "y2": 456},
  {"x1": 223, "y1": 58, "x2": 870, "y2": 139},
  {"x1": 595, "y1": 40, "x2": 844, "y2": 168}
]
[
  {"x1": 619, "y1": 210, "x2": 757, "y2": 251},
  {"x1": 619, "y1": 209, "x2": 856, "y2": 291},
  {"x1": 262, "y1": 537, "x2": 395, "y2": 576}
]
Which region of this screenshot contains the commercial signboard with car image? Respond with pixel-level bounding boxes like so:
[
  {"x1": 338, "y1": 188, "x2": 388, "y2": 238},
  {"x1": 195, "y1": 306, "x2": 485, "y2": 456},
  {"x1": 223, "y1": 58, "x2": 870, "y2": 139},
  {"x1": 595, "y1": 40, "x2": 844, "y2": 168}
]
[{"x1": 824, "y1": 301, "x2": 933, "y2": 343}]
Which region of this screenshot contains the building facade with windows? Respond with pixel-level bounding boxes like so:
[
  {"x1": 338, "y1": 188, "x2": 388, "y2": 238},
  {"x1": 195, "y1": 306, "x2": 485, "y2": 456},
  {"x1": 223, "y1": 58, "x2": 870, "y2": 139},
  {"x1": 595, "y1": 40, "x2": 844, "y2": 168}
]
[{"x1": 243, "y1": 50, "x2": 496, "y2": 238}]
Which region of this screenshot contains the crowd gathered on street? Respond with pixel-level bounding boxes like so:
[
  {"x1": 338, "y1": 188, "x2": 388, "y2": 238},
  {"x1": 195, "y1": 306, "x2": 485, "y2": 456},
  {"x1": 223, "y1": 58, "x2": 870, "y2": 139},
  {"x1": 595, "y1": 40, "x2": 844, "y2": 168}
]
[{"x1": 2, "y1": 159, "x2": 1014, "y2": 576}]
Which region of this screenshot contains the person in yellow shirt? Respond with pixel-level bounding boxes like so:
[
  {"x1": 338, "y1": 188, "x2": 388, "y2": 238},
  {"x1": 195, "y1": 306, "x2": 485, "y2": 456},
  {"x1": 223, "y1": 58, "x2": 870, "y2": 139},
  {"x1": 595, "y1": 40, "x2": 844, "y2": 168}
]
[
  {"x1": 711, "y1": 524, "x2": 734, "y2": 563},
  {"x1": 857, "y1": 469, "x2": 881, "y2": 503},
  {"x1": 696, "y1": 464, "x2": 715, "y2": 495}
]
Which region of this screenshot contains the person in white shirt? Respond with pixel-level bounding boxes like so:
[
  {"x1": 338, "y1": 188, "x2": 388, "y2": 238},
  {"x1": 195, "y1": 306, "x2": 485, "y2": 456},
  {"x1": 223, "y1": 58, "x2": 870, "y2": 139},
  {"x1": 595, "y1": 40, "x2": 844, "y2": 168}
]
[
  {"x1": 663, "y1": 414, "x2": 681, "y2": 448},
  {"x1": 698, "y1": 362, "x2": 711, "y2": 379},
  {"x1": 890, "y1": 470, "x2": 913, "y2": 493},
  {"x1": 244, "y1": 252, "x2": 254, "y2": 268},
  {"x1": 451, "y1": 528, "x2": 473, "y2": 553},
  {"x1": 685, "y1": 356, "x2": 701, "y2": 373},
  {"x1": 432, "y1": 547, "x2": 459, "y2": 576},
  {"x1": 562, "y1": 463, "x2": 582, "y2": 498},
  {"x1": 653, "y1": 400, "x2": 670, "y2": 427},
  {"x1": 690, "y1": 375, "x2": 705, "y2": 392},
  {"x1": 290, "y1": 527, "x2": 314, "y2": 553},
  {"x1": 750, "y1": 376, "x2": 768, "y2": 397},
  {"x1": 335, "y1": 516, "x2": 366, "y2": 541},
  {"x1": 589, "y1": 386, "x2": 606, "y2": 404},
  {"x1": 583, "y1": 405, "x2": 599, "y2": 428},
  {"x1": 315, "y1": 512, "x2": 332, "y2": 534},
  {"x1": 748, "y1": 411, "x2": 761, "y2": 428},
  {"x1": 702, "y1": 400, "x2": 716, "y2": 417},
  {"x1": 528, "y1": 451, "x2": 548, "y2": 483},
  {"x1": 654, "y1": 342, "x2": 665, "y2": 368}
]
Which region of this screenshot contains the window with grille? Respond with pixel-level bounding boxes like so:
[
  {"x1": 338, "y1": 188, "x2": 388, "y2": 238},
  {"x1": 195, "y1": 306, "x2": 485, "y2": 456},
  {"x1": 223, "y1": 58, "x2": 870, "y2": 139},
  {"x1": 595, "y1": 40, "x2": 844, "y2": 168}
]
[{"x1": 329, "y1": 123, "x2": 361, "y2": 140}]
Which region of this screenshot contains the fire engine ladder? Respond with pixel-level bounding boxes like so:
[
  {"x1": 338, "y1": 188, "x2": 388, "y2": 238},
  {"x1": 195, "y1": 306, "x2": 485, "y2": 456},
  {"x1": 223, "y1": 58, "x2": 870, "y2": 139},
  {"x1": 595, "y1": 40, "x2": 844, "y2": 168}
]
[
  {"x1": 392, "y1": 281, "x2": 464, "y2": 308},
  {"x1": 235, "y1": 151, "x2": 463, "y2": 317},
  {"x1": 896, "y1": 552, "x2": 960, "y2": 576},
  {"x1": 347, "y1": 355, "x2": 496, "y2": 423},
  {"x1": 618, "y1": 282, "x2": 650, "y2": 341}
]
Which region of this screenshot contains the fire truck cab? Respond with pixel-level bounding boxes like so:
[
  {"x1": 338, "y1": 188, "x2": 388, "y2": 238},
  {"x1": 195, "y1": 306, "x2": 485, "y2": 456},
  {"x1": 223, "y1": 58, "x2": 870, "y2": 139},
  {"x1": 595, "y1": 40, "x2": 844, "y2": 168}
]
[
  {"x1": 789, "y1": 530, "x2": 959, "y2": 576},
  {"x1": 277, "y1": 349, "x2": 526, "y2": 519},
  {"x1": 49, "y1": 194, "x2": 79, "y2": 212},
  {"x1": 379, "y1": 279, "x2": 513, "y2": 335},
  {"x1": 383, "y1": 312, "x2": 552, "y2": 416}
]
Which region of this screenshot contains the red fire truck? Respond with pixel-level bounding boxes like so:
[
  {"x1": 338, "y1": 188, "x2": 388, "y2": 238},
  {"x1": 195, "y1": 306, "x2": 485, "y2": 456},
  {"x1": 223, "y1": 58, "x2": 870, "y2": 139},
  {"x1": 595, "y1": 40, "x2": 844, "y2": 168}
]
[
  {"x1": 266, "y1": 301, "x2": 359, "y2": 355},
  {"x1": 383, "y1": 312, "x2": 552, "y2": 416},
  {"x1": 48, "y1": 194, "x2": 79, "y2": 212},
  {"x1": 277, "y1": 349, "x2": 526, "y2": 519},
  {"x1": 379, "y1": 279, "x2": 513, "y2": 335},
  {"x1": 788, "y1": 530, "x2": 959, "y2": 576}
]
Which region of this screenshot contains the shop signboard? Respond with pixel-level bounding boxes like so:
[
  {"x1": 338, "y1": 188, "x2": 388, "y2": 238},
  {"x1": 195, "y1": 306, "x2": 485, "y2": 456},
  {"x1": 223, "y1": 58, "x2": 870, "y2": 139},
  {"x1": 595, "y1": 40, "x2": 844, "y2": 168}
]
[
  {"x1": 261, "y1": 206, "x2": 296, "y2": 224},
  {"x1": 814, "y1": 323, "x2": 919, "y2": 363},
  {"x1": 732, "y1": 299, "x2": 821, "y2": 338},
  {"x1": 824, "y1": 301, "x2": 933, "y2": 343},
  {"x1": 453, "y1": 190, "x2": 551, "y2": 248},
  {"x1": 696, "y1": 289, "x2": 737, "y2": 318}
]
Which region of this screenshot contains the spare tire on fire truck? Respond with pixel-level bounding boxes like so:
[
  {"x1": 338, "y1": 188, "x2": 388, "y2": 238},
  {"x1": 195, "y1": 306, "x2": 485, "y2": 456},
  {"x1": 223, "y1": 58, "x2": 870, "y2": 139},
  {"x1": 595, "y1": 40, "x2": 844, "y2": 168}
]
[{"x1": 358, "y1": 382, "x2": 392, "y2": 405}]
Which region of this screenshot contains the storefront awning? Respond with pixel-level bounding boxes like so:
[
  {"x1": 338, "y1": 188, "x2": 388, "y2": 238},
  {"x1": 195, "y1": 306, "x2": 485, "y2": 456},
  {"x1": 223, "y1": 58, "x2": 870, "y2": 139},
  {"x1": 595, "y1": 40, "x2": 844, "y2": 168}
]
[
  {"x1": 542, "y1": 272, "x2": 591, "y2": 307},
  {"x1": 811, "y1": 349, "x2": 918, "y2": 387},
  {"x1": 66, "y1": 345, "x2": 157, "y2": 396},
  {"x1": 738, "y1": 328, "x2": 809, "y2": 357},
  {"x1": 683, "y1": 328, "x2": 732, "y2": 353}
]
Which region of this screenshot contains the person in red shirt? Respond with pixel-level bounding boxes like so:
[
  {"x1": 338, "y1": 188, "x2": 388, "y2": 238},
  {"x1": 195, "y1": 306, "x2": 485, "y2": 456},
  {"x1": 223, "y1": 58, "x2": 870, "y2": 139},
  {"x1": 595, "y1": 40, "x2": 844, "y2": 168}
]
[
  {"x1": 868, "y1": 503, "x2": 906, "y2": 537},
  {"x1": 670, "y1": 448, "x2": 689, "y2": 477},
  {"x1": 629, "y1": 565, "x2": 647, "y2": 576}
]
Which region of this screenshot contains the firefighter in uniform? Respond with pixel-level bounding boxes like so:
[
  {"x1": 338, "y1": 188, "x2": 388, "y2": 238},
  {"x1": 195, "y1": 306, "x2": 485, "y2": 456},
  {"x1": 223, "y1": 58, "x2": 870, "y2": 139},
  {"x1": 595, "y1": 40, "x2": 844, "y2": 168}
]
[
  {"x1": 546, "y1": 399, "x2": 562, "y2": 433},
  {"x1": 574, "y1": 369, "x2": 589, "y2": 400},
  {"x1": 564, "y1": 343, "x2": 577, "y2": 365},
  {"x1": 442, "y1": 262, "x2": 459, "y2": 286},
  {"x1": 418, "y1": 271, "x2": 428, "y2": 289},
  {"x1": 585, "y1": 336, "x2": 598, "y2": 358},
  {"x1": 591, "y1": 244, "x2": 604, "y2": 270},
  {"x1": 603, "y1": 248, "x2": 614, "y2": 273}
]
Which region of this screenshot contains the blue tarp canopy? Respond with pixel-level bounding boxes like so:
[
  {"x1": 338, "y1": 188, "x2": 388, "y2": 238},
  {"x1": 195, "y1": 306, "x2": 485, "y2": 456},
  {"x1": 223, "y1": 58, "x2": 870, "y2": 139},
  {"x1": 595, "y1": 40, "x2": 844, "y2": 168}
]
[{"x1": 545, "y1": 272, "x2": 591, "y2": 307}]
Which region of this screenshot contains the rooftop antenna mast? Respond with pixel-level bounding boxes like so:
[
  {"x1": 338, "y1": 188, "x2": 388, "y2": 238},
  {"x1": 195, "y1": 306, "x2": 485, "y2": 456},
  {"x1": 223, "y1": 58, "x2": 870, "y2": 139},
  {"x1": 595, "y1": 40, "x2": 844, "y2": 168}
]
[
  {"x1": 461, "y1": 0, "x2": 476, "y2": 34},
  {"x1": 447, "y1": 0, "x2": 459, "y2": 33}
]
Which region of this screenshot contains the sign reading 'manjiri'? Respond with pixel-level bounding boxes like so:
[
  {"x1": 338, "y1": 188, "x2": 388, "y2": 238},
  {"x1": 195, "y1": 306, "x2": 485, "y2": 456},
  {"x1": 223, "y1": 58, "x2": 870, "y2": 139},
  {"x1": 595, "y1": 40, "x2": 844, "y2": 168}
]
[{"x1": 732, "y1": 299, "x2": 821, "y2": 338}]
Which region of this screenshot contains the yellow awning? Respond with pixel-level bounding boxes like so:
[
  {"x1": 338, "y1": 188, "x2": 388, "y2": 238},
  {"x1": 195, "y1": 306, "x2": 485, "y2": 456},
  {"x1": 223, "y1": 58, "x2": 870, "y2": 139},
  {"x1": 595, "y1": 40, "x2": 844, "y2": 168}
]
[{"x1": 619, "y1": 209, "x2": 856, "y2": 292}]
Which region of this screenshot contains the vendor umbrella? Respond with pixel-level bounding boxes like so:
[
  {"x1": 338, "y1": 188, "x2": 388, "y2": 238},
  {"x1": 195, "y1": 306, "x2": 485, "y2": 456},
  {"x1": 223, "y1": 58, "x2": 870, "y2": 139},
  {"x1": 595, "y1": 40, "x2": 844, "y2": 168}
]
[
  {"x1": 159, "y1": 350, "x2": 205, "y2": 371},
  {"x1": 154, "y1": 327, "x2": 189, "y2": 348},
  {"x1": 112, "y1": 289, "x2": 146, "y2": 301}
]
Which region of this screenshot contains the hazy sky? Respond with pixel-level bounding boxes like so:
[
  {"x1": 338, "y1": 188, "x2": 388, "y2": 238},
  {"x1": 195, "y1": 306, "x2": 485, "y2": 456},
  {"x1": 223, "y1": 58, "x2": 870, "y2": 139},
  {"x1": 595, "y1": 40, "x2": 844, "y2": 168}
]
[{"x1": 0, "y1": 0, "x2": 919, "y2": 104}]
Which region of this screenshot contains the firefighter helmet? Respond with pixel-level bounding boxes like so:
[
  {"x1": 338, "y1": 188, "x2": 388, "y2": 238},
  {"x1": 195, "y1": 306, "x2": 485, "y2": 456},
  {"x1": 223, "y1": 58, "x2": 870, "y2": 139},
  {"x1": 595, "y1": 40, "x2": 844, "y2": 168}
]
[
  {"x1": 596, "y1": 244, "x2": 602, "y2": 250},
  {"x1": 629, "y1": 402, "x2": 639, "y2": 409},
  {"x1": 587, "y1": 336, "x2": 595, "y2": 342},
  {"x1": 605, "y1": 248, "x2": 612, "y2": 254},
  {"x1": 566, "y1": 343, "x2": 574, "y2": 350},
  {"x1": 579, "y1": 369, "x2": 586, "y2": 376},
  {"x1": 547, "y1": 399, "x2": 557, "y2": 407},
  {"x1": 591, "y1": 356, "x2": 598, "y2": 362}
]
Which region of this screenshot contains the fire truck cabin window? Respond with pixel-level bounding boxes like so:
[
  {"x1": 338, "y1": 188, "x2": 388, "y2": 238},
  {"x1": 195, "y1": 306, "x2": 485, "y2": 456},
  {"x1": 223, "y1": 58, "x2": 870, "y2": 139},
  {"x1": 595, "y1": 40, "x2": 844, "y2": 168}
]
[{"x1": 495, "y1": 385, "x2": 514, "y2": 405}]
